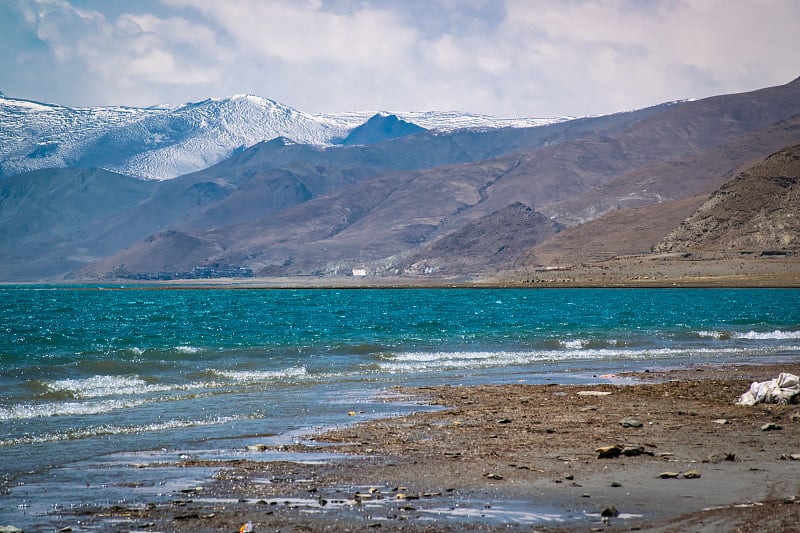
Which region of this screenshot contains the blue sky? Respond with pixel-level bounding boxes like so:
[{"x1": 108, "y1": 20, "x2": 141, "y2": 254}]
[{"x1": 2, "y1": 0, "x2": 798, "y2": 117}]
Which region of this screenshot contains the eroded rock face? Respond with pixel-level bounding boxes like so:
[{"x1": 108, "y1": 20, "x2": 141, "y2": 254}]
[{"x1": 654, "y1": 144, "x2": 800, "y2": 255}]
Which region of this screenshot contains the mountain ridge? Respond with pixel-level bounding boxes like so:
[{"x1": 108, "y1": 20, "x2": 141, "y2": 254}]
[
  {"x1": 2, "y1": 77, "x2": 799, "y2": 282},
  {"x1": 0, "y1": 93, "x2": 566, "y2": 180}
]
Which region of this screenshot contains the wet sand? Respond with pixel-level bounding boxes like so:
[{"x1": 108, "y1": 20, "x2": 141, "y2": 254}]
[{"x1": 54, "y1": 361, "x2": 800, "y2": 532}]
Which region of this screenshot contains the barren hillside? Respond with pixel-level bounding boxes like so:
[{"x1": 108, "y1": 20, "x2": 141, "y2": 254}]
[{"x1": 654, "y1": 144, "x2": 800, "y2": 255}]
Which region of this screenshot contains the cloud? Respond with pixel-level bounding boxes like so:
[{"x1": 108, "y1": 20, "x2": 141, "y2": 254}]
[
  {"x1": 497, "y1": 0, "x2": 800, "y2": 114},
  {"x1": 2, "y1": 0, "x2": 799, "y2": 116},
  {"x1": 6, "y1": 0, "x2": 227, "y2": 105},
  {"x1": 164, "y1": 0, "x2": 418, "y2": 66}
]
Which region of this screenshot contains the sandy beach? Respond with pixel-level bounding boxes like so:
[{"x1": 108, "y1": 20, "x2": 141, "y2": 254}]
[{"x1": 53, "y1": 360, "x2": 800, "y2": 532}]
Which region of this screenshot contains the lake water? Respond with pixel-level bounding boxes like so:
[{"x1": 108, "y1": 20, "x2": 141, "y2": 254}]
[{"x1": 2, "y1": 287, "x2": 799, "y2": 529}]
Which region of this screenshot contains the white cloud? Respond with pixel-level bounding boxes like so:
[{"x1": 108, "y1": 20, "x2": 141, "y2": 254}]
[
  {"x1": 496, "y1": 0, "x2": 800, "y2": 114},
  {"x1": 3, "y1": 0, "x2": 799, "y2": 116},
  {"x1": 162, "y1": 0, "x2": 419, "y2": 66},
  {"x1": 9, "y1": 0, "x2": 227, "y2": 105}
]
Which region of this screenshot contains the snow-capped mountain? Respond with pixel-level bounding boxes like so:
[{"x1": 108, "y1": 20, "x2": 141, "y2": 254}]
[
  {"x1": 0, "y1": 93, "x2": 568, "y2": 180},
  {"x1": 317, "y1": 110, "x2": 570, "y2": 132},
  {"x1": 0, "y1": 96, "x2": 163, "y2": 177},
  {"x1": 0, "y1": 94, "x2": 354, "y2": 180}
]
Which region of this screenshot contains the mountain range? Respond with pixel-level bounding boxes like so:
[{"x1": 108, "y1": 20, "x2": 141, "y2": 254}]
[
  {"x1": 0, "y1": 93, "x2": 565, "y2": 180},
  {"x1": 1, "y1": 77, "x2": 799, "y2": 283}
]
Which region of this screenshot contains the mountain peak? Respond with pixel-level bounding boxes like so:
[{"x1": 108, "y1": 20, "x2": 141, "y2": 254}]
[
  {"x1": 339, "y1": 113, "x2": 427, "y2": 146},
  {"x1": 229, "y1": 93, "x2": 282, "y2": 107}
]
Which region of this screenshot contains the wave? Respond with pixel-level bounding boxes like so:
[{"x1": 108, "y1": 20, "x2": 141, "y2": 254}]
[
  {"x1": 1, "y1": 366, "x2": 311, "y2": 421},
  {"x1": 0, "y1": 415, "x2": 247, "y2": 446},
  {"x1": 556, "y1": 338, "x2": 623, "y2": 349},
  {"x1": 561, "y1": 339, "x2": 586, "y2": 349},
  {"x1": 696, "y1": 330, "x2": 734, "y2": 340},
  {"x1": 735, "y1": 330, "x2": 800, "y2": 340},
  {"x1": 44, "y1": 365, "x2": 308, "y2": 400},
  {"x1": 175, "y1": 345, "x2": 201, "y2": 354},
  {"x1": 209, "y1": 367, "x2": 307, "y2": 382},
  {"x1": 0, "y1": 397, "x2": 150, "y2": 421},
  {"x1": 374, "y1": 346, "x2": 791, "y2": 374},
  {"x1": 697, "y1": 330, "x2": 800, "y2": 340},
  {"x1": 45, "y1": 375, "x2": 176, "y2": 399}
]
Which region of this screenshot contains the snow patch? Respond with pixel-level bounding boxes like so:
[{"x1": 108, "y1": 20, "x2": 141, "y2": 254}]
[{"x1": 1, "y1": 94, "x2": 569, "y2": 180}]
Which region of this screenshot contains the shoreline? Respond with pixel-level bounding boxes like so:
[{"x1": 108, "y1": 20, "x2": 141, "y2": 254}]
[
  {"x1": 4, "y1": 273, "x2": 799, "y2": 289},
  {"x1": 48, "y1": 360, "x2": 800, "y2": 532},
  {"x1": 3, "y1": 254, "x2": 799, "y2": 288}
]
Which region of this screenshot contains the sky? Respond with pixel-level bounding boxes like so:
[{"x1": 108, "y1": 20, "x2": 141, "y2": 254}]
[{"x1": 2, "y1": 0, "x2": 799, "y2": 118}]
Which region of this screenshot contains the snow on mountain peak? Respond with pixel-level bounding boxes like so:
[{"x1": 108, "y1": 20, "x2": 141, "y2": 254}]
[{"x1": 1, "y1": 93, "x2": 569, "y2": 180}]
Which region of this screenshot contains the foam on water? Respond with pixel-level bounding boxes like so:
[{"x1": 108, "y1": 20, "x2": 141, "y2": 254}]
[
  {"x1": 0, "y1": 414, "x2": 247, "y2": 446},
  {"x1": 175, "y1": 345, "x2": 201, "y2": 353},
  {"x1": 420, "y1": 504, "x2": 565, "y2": 524},
  {"x1": 375, "y1": 346, "x2": 791, "y2": 374},
  {"x1": 561, "y1": 339, "x2": 588, "y2": 349},
  {"x1": 735, "y1": 330, "x2": 800, "y2": 340},
  {"x1": 210, "y1": 366, "x2": 307, "y2": 382},
  {"x1": 46, "y1": 375, "x2": 174, "y2": 398},
  {"x1": 697, "y1": 330, "x2": 733, "y2": 339},
  {"x1": 697, "y1": 329, "x2": 800, "y2": 340},
  {"x1": 1, "y1": 366, "x2": 313, "y2": 422},
  {"x1": 0, "y1": 397, "x2": 150, "y2": 421}
]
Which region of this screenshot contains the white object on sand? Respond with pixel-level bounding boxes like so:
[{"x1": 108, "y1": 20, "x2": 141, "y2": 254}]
[{"x1": 736, "y1": 373, "x2": 800, "y2": 406}]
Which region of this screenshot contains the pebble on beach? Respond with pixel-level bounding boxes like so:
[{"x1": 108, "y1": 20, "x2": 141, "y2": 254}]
[
  {"x1": 601, "y1": 506, "x2": 620, "y2": 517},
  {"x1": 595, "y1": 445, "x2": 622, "y2": 458},
  {"x1": 620, "y1": 417, "x2": 643, "y2": 428}
]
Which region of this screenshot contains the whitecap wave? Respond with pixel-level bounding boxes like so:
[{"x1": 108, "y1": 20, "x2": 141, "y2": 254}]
[
  {"x1": 175, "y1": 345, "x2": 201, "y2": 354},
  {"x1": 210, "y1": 366, "x2": 307, "y2": 382},
  {"x1": 42, "y1": 374, "x2": 223, "y2": 402},
  {"x1": 734, "y1": 330, "x2": 800, "y2": 340},
  {"x1": 375, "y1": 347, "x2": 763, "y2": 373},
  {"x1": 0, "y1": 397, "x2": 149, "y2": 421},
  {"x1": 46, "y1": 375, "x2": 175, "y2": 399},
  {"x1": 0, "y1": 415, "x2": 246, "y2": 446},
  {"x1": 697, "y1": 329, "x2": 800, "y2": 340},
  {"x1": 561, "y1": 339, "x2": 588, "y2": 349},
  {"x1": 697, "y1": 330, "x2": 730, "y2": 339}
]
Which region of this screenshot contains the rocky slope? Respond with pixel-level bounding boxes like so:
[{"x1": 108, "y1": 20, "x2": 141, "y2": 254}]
[
  {"x1": 516, "y1": 114, "x2": 800, "y2": 268},
  {"x1": 654, "y1": 144, "x2": 800, "y2": 255},
  {"x1": 393, "y1": 203, "x2": 564, "y2": 276}
]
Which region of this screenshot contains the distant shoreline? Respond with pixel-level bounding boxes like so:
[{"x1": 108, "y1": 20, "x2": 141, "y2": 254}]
[
  {"x1": 2, "y1": 275, "x2": 799, "y2": 289},
  {"x1": 3, "y1": 256, "x2": 799, "y2": 289}
]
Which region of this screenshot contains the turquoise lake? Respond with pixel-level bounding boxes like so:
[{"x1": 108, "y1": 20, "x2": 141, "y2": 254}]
[{"x1": 1, "y1": 287, "x2": 799, "y2": 527}]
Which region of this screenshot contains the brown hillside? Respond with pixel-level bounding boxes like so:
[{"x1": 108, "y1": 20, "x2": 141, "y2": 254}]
[
  {"x1": 521, "y1": 195, "x2": 708, "y2": 268},
  {"x1": 85, "y1": 230, "x2": 224, "y2": 279},
  {"x1": 654, "y1": 144, "x2": 800, "y2": 254},
  {"x1": 396, "y1": 202, "x2": 563, "y2": 275}
]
